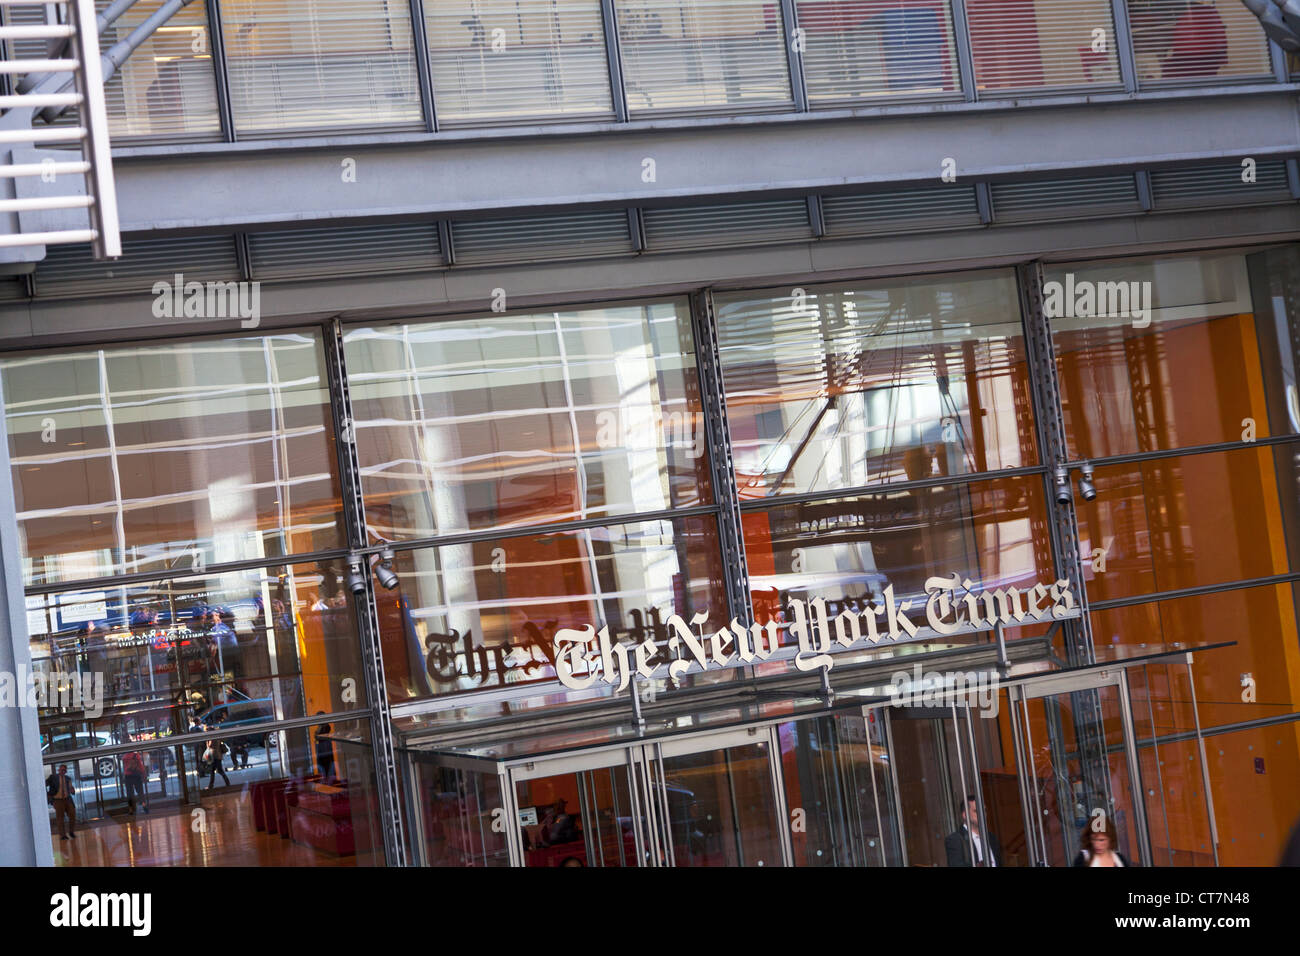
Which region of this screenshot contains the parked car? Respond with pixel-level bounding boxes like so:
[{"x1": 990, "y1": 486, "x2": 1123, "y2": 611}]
[{"x1": 42, "y1": 731, "x2": 117, "y2": 779}]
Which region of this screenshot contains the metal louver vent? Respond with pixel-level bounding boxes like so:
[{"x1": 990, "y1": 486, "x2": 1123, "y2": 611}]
[
  {"x1": 1130, "y1": 0, "x2": 1271, "y2": 88},
  {"x1": 34, "y1": 236, "x2": 239, "y2": 298},
  {"x1": 965, "y1": 0, "x2": 1121, "y2": 96},
  {"x1": 0, "y1": 277, "x2": 28, "y2": 301},
  {"x1": 1150, "y1": 161, "x2": 1292, "y2": 209},
  {"x1": 643, "y1": 199, "x2": 812, "y2": 251},
  {"x1": 821, "y1": 185, "x2": 980, "y2": 237},
  {"x1": 451, "y1": 209, "x2": 633, "y2": 264},
  {"x1": 991, "y1": 175, "x2": 1140, "y2": 223},
  {"x1": 249, "y1": 223, "x2": 442, "y2": 280}
]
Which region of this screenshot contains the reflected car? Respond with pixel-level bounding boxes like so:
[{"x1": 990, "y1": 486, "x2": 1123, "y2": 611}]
[
  {"x1": 42, "y1": 731, "x2": 117, "y2": 779},
  {"x1": 197, "y1": 698, "x2": 276, "y2": 749}
]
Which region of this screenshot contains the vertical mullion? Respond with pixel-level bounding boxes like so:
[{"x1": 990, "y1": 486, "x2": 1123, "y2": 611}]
[
  {"x1": 601, "y1": 0, "x2": 628, "y2": 122},
  {"x1": 1111, "y1": 0, "x2": 1138, "y2": 94},
  {"x1": 322, "y1": 317, "x2": 408, "y2": 866},
  {"x1": 691, "y1": 289, "x2": 753, "y2": 633},
  {"x1": 1270, "y1": 39, "x2": 1290, "y2": 84},
  {"x1": 407, "y1": 0, "x2": 438, "y2": 131},
  {"x1": 950, "y1": 0, "x2": 977, "y2": 102},
  {"x1": 206, "y1": 0, "x2": 237, "y2": 142},
  {"x1": 778, "y1": 0, "x2": 807, "y2": 112}
]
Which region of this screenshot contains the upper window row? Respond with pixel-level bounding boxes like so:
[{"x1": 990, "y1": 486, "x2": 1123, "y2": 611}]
[
  {"x1": 85, "y1": 0, "x2": 1273, "y2": 141},
  {"x1": 1, "y1": 249, "x2": 1292, "y2": 588}
]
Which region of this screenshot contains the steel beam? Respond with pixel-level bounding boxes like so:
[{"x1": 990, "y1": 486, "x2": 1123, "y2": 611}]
[{"x1": 23, "y1": 91, "x2": 1295, "y2": 236}]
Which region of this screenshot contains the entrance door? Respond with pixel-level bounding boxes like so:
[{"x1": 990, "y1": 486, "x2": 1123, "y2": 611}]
[
  {"x1": 884, "y1": 703, "x2": 1004, "y2": 867},
  {"x1": 1008, "y1": 671, "x2": 1151, "y2": 866}
]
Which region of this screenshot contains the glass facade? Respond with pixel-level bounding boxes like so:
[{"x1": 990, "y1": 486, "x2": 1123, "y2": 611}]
[
  {"x1": 17, "y1": 0, "x2": 1273, "y2": 144},
  {"x1": 8, "y1": 246, "x2": 1300, "y2": 868}
]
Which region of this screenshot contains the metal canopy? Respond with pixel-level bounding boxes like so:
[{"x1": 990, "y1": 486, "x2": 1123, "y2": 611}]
[{"x1": 399, "y1": 639, "x2": 1233, "y2": 773}]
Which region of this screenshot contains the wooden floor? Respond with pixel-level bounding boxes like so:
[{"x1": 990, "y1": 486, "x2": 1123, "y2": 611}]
[{"x1": 50, "y1": 786, "x2": 356, "y2": 867}]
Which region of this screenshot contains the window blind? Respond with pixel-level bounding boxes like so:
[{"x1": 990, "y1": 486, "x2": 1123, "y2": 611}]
[
  {"x1": 219, "y1": 0, "x2": 424, "y2": 135},
  {"x1": 965, "y1": 0, "x2": 1121, "y2": 95},
  {"x1": 614, "y1": 0, "x2": 793, "y2": 115},
  {"x1": 1129, "y1": 0, "x2": 1271, "y2": 87},
  {"x1": 796, "y1": 0, "x2": 962, "y2": 104},
  {"x1": 425, "y1": 0, "x2": 614, "y2": 126}
]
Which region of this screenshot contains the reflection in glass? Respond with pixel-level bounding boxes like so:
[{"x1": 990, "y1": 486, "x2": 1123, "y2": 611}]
[
  {"x1": 376, "y1": 516, "x2": 727, "y2": 702},
  {"x1": 345, "y1": 301, "x2": 712, "y2": 540},
  {"x1": 1076, "y1": 447, "x2": 1300, "y2": 603},
  {"x1": 743, "y1": 476, "x2": 1054, "y2": 651},
  {"x1": 716, "y1": 272, "x2": 1035, "y2": 499},
  {"x1": 1129, "y1": 0, "x2": 1270, "y2": 85},
  {"x1": 416, "y1": 763, "x2": 509, "y2": 866},
  {"x1": 101, "y1": 0, "x2": 220, "y2": 140},
  {"x1": 1050, "y1": 252, "x2": 1290, "y2": 458},
  {"x1": 615, "y1": 0, "x2": 793, "y2": 115},
  {"x1": 426, "y1": 0, "x2": 614, "y2": 126},
  {"x1": 42, "y1": 720, "x2": 384, "y2": 866},
  {"x1": 27, "y1": 561, "x2": 368, "y2": 737},
  {"x1": 515, "y1": 766, "x2": 641, "y2": 867},
  {"x1": 660, "y1": 742, "x2": 784, "y2": 866},
  {"x1": 796, "y1": 0, "x2": 962, "y2": 104},
  {"x1": 1, "y1": 333, "x2": 344, "y2": 588}
]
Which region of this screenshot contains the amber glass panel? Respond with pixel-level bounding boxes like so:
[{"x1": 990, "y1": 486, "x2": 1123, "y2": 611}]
[
  {"x1": 1089, "y1": 583, "x2": 1300, "y2": 728},
  {"x1": 27, "y1": 561, "x2": 368, "y2": 732},
  {"x1": 345, "y1": 301, "x2": 712, "y2": 541},
  {"x1": 1, "y1": 333, "x2": 344, "y2": 588},
  {"x1": 1076, "y1": 446, "x2": 1300, "y2": 603},
  {"x1": 1203, "y1": 722, "x2": 1300, "y2": 865},
  {"x1": 1050, "y1": 252, "x2": 1298, "y2": 458},
  {"x1": 716, "y1": 271, "x2": 1036, "y2": 500},
  {"x1": 743, "y1": 475, "x2": 1054, "y2": 650},
  {"x1": 375, "y1": 515, "x2": 727, "y2": 702}
]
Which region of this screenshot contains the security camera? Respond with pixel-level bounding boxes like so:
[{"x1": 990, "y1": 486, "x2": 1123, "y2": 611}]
[
  {"x1": 1077, "y1": 463, "x2": 1097, "y2": 502},
  {"x1": 1053, "y1": 465, "x2": 1072, "y2": 505},
  {"x1": 346, "y1": 554, "x2": 367, "y2": 595},
  {"x1": 374, "y1": 546, "x2": 400, "y2": 590}
]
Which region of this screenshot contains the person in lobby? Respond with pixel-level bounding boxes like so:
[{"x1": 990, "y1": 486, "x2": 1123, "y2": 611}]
[
  {"x1": 1072, "y1": 818, "x2": 1131, "y2": 867},
  {"x1": 46, "y1": 764, "x2": 76, "y2": 841},
  {"x1": 945, "y1": 795, "x2": 1000, "y2": 866}
]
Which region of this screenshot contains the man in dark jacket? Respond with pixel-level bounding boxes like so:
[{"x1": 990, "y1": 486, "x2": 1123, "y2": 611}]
[
  {"x1": 46, "y1": 764, "x2": 77, "y2": 840},
  {"x1": 945, "y1": 795, "x2": 1000, "y2": 866}
]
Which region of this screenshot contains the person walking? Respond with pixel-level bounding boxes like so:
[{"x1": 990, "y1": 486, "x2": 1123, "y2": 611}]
[
  {"x1": 1072, "y1": 818, "x2": 1132, "y2": 867},
  {"x1": 203, "y1": 734, "x2": 230, "y2": 790},
  {"x1": 314, "y1": 716, "x2": 334, "y2": 783},
  {"x1": 46, "y1": 764, "x2": 77, "y2": 841},
  {"x1": 123, "y1": 750, "x2": 148, "y2": 814}
]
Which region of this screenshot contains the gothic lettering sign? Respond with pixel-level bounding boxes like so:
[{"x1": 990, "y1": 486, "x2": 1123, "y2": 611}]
[{"x1": 552, "y1": 572, "x2": 1079, "y2": 692}]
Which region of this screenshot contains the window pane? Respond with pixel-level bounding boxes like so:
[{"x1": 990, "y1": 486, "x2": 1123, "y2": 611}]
[
  {"x1": 1130, "y1": 0, "x2": 1271, "y2": 86},
  {"x1": 27, "y1": 561, "x2": 369, "y2": 727},
  {"x1": 966, "y1": 0, "x2": 1120, "y2": 94},
  {"x1": 1076, "y1": 446, "x2": 1300, "y2": 603},
  {"x1": 426, "y1": 0, "x2": 614, "y2": 126},
  {"x1": 1204, "y1": 722, "x2": 1300, "y2": 865},
  {"x1": 1050, "y1": 252, "x2": 1291, "y2": 458},
  {"x1": 1, "y1": 333, "x2": 344, "y2": 588},
  {"x1": 743, "y1": 474, "x2": 1055, "y2": 658},
  {"x1": 615, "y1": 0, "x2": 793, "y2": 115},
  {"x1": 716, "y1": 272, "x2": 1036, "y2": 499},
  {"x1": 375, "y1": 515, "x2": 728, "y2": 702},
  {"x1": 220, "y1": 0, "x2": 423, "y2": 134},
  {"x1": 797, "y1": 0, "x2": 962, "y2": 104},
  {"x1": 345, "y1": 301, "x2": 713, "y2": 540},
  {"x1": 101, "y1": 0, "x2": 221, "y2": 140},
  {"x1": 1089, "y1": 583, "x2": 1300, "y2": 725}
]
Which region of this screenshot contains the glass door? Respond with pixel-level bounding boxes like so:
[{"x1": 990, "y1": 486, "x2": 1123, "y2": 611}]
[
  {"x1": 884, "y1": 703, "x2": 1004, "y2": 867},
  {"x1": 1008, "y1": 671, "x2": 1151, "y2": 866}
]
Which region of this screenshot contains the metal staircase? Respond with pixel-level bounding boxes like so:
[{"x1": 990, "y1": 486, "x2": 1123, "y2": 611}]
[
  {"x1": 0, "y1": 0, "x2": 122, "y2": 261},
  {"x1": 1242, "y1": 0, "x2": 1300, "y2": 49}
]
